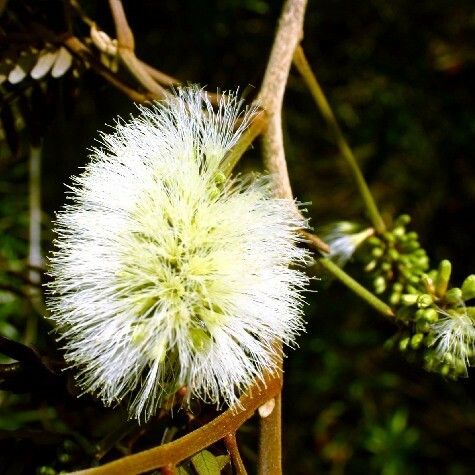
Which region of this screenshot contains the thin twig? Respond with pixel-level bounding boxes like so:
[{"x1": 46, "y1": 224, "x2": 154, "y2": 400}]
[
  {"x1": 293, "y1": 45, "x2": 386, "y2": 233},
  {"x1": 223, "y1": 433, "x2": 248, "y2": 475},
  {"x1": 318, "y1": 258, "x2": 394, "y2": 318},
  {"x1": 300, "y1": 229, "x2": 330, "y2": 254},
  {"x1": 138, "y1": 60, "x2": 223, "y2": 105}
]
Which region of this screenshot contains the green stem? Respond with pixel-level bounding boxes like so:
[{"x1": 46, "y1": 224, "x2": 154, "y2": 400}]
[
  {"x1": 293, "y1": 46, "x2": 386, "y2": 234},
  {"x1": 319, "y1": 258, "x2": 394, "y2": 318}
]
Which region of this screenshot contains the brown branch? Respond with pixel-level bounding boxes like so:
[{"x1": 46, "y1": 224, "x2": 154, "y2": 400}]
[
  {"x1": 108, "y1": 0, "x2": 168, "y2": 99},
  {"x1": 108, "y1": 0, "x2": 134, "y2": 50},
  {"x1": 224, "y1": 433, "x2": 248, "y2": 475},
  {"x1": 300, "y1": 229, "x2": 330, "y2": 254},
  {"x1": 120, "y1": 50, "x2": 168, "y2": 98},
  {"x1": 138, "y1": 60, "x2": 179, "y2": 87},
  {"x1": 62, "y1": 36, "x2": 153, "y2": 103},
  {"x1": 68, "y1": 373, "x2": 281, "y2": 475},
  {"x1": 257, "y1": 0, "x2": 308, "y2": 201},
  {"x1": 254, "y1": 1, "x2": 308, "y2": 474}
]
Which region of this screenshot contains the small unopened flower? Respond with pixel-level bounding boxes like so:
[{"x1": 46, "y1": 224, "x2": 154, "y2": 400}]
[
  {"x1": 47, "y1": 87, "x2": 310, "y2": 421},
  {"x1": 320, "y1": 222, "x2": 374, "y2": 266},
  {"x1": 431, "y1": 304, "x2": 475, "y2": 375}
]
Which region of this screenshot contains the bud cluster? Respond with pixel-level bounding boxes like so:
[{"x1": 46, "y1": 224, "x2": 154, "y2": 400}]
[
  {"x1": 355, "y1": 216, "x2": 475, "y2": 379},
  {"x1": 392, "y1": 261, "x2": 475, "y2": 378},
  {"x1": 357, "y1": 215, "x2": 429, "y2": 296},
  {"x1": 323, "y1": 214, "x2": 475, "y2": 379}
]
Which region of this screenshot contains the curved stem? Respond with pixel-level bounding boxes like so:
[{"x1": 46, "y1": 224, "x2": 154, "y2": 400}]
[
  {"x1": 293, "y1": 45, "x2": 386, "y2": 233},
  {"x1": 68, "y1": 373, "x2": 281, "y2": 475},
  {"x1": 221, "y1": 111, "x2": 268, "y2": 176}
]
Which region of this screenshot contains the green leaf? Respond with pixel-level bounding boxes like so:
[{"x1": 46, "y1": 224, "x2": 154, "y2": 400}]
[
  {"x1": 191, "y1": 450, "x2": 220, "y2": 475},
  {"x1": 215, "y1": 455, "x2": 230, "y2": 471}
]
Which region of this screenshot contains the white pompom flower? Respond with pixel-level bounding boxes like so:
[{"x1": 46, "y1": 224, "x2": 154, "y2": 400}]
[
  {"x1": 431, "y1": 304, "x2": 475, "y2": 375},
  {"x1": 47, "y1": 87, "x2": 310, "y2": 421}
]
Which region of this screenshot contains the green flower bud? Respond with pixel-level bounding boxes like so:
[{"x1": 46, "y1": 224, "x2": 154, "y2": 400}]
[
  {"x1": 373, "y1": 275, "x2": 386, "y2": 294},
  {"x1": 461, "y1": 275, "x2": 475, "y2": 301},
  {"x1": 393, "y1": 283, "x2": 404, "y2": 293},
  {"x1": 363, "y1": 260, "x2": 375, "y2": 273},
  {"x1": 415, "y1": 309, "x2": 426, "y2": 320},
  {"x1": 445, "y1": 287, "x2": 462, "y2": 305},
  {"x1": 392, "y1": 226, "x2": 405, "y2": 237},
  {"x1": 416, "y1": 320, "x2": 430, "y2": 333},
  {"x1": 383, "y1": 231, "x2": 395, "y2": 244},
  {"x1": 443, "y1": 353, "x2": 454, "y2": 364},
  {"x1": 399, "y1": 337, "x2": 410, "y2": 351},
  {"x1": 372, "y1": 247, "x2": 384, "y2": 258},
  {"x1": 408, "y1": 275, "x2": 422, "y2": 285},
  {"x1": 401, "y1": 294, "x2": 418, "y2": 306},
  {"x1": 381, "y1": 262, "x2": 392, "y2": 272},
  {"x1": 424, "y1": 333, "x2": 435, "y2": 346},
  {"x1": 417, "y1": 294, "x2": 433, "y2": 308},
  {"x1": 38, "y1": 467, "x2": 57, "y2": 475},
  {"x1": 410, "y1": 333, "x2": 424, "y2": 349},
  {"x1": 395, "y1": 214, "x2": 411, "y2": 226},
  {"x1": 406, "y1": 285, "x2": 419, "y2": 295},
  {"x1": 367, "y1": 236, "x2": 383, "y2": 247},
  {"x1": 388, "y1": 248, "x2": 399, "y2": 261},
  {"x1": 389, "y1": 292, "x2": 401, "y2": 305},
  {"x1": 440, "y1": 364, "x2": 451, "y2": 376},
  {"x1": 435, "y1": 259, "x2": 452, "y2": 297},
  {"x1": 422, "y1": 308, "x2": 438, "y2": 323},
  {"x1": 58, "y1": 453, "x2": 71, "y2": 464}
]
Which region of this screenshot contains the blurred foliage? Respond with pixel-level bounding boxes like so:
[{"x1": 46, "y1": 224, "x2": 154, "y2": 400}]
[{"x1": 1, "y1": 0, "x2": 475, "y2": 473}]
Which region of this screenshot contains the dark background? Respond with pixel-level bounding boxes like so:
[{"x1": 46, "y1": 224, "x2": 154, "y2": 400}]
[{"x1": 1, "y1": 0, "x2": 475, "y2": 473}]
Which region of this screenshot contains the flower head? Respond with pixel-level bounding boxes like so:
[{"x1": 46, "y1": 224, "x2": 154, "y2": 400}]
[
  {"x1": 320, "y1": 221, "x2": 374, "y2": 266},
  {"x1": 47, "y1": 87, "x2": 310, "y2": 421},
  {"x1": 430, "y1": 304, "x2": 475, "y2": 376}
]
